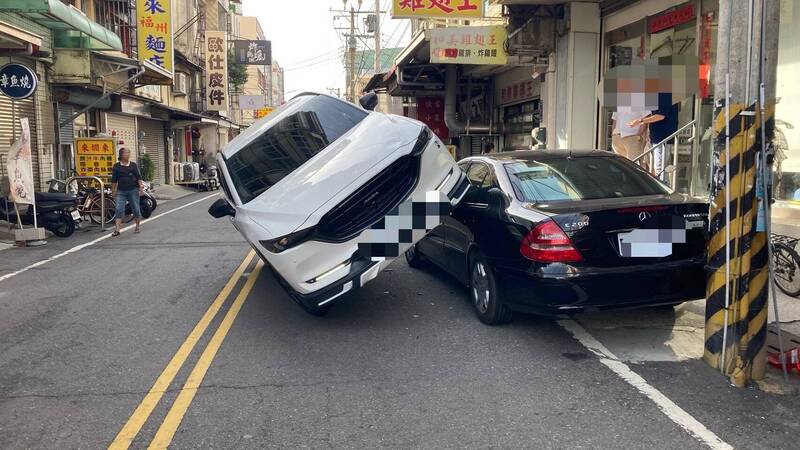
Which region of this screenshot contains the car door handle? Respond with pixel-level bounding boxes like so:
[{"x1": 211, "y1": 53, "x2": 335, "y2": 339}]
[{"x1": 464, "y1": 202, "x2": 488, "y2": 209}]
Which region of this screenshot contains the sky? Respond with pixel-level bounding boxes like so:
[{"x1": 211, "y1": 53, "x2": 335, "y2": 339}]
[{"x1": 242, "y1": 0, "x2": 412, "y2": 99}]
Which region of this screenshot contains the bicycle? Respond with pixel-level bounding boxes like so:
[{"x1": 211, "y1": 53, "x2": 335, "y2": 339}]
[{"x1": 771, "y1": 233, "x2": 800, "y2": 297}]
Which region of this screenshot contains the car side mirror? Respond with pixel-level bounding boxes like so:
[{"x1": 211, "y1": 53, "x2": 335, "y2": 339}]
[
  {"x1": 359, "y1": 91, "x2": 379, "y2": 111},
  {"x1": 208, "y1": 198, "x2": 235, "y2": 218}
]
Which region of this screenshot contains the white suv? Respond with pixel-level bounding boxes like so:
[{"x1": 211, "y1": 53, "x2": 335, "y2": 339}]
[{"x1": 210, "y1": 93, "x2": 468, "y2": 315}]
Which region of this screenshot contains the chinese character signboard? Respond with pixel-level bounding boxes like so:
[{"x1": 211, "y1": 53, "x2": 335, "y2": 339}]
[
  {"x1": 205, "y1": 31, "x2": 228, "y2": 112},
  {"x1": 233, "y1": 40, "x2": 271, "y2": 65},
  {"x1": 255, "y1": 107, "x2": 274, "y2": 119},
  {"x1": 416, "y1": 96, "x2": 449, "y2": 140},
  {"x1": 76, "y1": 138, "x2": 117, "y2": 179},
  {"x1": 430, "y1": 26, "x2": 507, "y2": 65},
  {"x1": 136, "y1": 0, "x2": 173, "y2": 75},
  {"x1": 498, "y1": 79, "x2": 537, "y2": 105},
  {"x1": 6, "y1": 119, "x2": 34, "y2": 205},
  {"x1": 392, "y1": 0, "x2": 483, "y2": 19},
  {"x1": 0, "y1": 64, "x2": 38, "y2": 100}
]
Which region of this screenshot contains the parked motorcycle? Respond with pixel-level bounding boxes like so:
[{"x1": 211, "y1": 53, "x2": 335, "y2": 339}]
[{"x1": 0, "y1": 193, "x2": 80, "y2": 237}]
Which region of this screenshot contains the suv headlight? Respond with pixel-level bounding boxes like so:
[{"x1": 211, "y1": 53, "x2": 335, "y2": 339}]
[{"x1": 260, "y1": 227, "x2": 316, "y2": 253}]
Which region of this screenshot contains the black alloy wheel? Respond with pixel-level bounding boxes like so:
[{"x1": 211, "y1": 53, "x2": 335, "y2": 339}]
[{"x1": 469, "y1": 250, "x2": 513, "y2": 325}]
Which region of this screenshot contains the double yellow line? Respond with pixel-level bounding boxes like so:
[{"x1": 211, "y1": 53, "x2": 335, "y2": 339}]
[{"x1": 109, "y1": 250, "x2": 262, "y2": 449}]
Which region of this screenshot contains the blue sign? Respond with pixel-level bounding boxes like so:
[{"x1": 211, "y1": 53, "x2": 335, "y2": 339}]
[{"x1": 0, "y1": 64, "x2": 38, "y2": 100}]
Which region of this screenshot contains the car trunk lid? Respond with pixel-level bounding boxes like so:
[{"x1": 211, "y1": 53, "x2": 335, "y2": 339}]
[{"x1": 530, "y1": 195, "x2": 708, "y2": 267}]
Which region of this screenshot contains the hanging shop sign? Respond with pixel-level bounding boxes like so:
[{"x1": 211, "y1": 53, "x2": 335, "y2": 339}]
[
  {"x1": 136, "y1": 0, "x2": 174, "y2": 74},
  {"x1": 240, "y1": 95, "x2": 267, "y2": 110},
  {"x1": 76, "y1": 137, "x2": 117, "y2": 178},
  {"x1": 430, "y1": 26, "x2": 507, "y2": 65},
  {"x1": 0, "y1": 64, "x2": 38, "y2": 100},
  {"x1": 416, "y1": 96, "x2": 449, "y2": 140},
  {"x1": 6, "y1": 118, "x2": 34, "y2": 205},
  {"x1": 205, "y1": 31, "x2": 228, "y2": 112},
  {"x1": 233, "y1": 40, "x2": 272, "y2": 65},
  {"x1": 392, "y1": 0, "x2": 483, "y2": 19},
  {"x1": 648, "y1": 3, "x2": 695, "y2": 33},
  {"x1": 255, "y1": 107, "x2": 274, "y2": 119}
]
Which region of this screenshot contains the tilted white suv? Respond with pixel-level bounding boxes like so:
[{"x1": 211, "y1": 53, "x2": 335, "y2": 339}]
[{"x1": 209, "y1": 93, "x2": 468, "y2": 315}]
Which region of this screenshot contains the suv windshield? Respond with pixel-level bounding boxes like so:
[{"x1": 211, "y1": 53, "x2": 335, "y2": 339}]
[
  {"x1": 225, "y1": 95, "x2": 368, "y2": 204},
  {"x1": 504, "y1": 155, "x2": 668, "y2": 203}
]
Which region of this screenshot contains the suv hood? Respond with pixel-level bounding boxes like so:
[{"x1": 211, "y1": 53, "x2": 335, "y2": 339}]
[{"x1": 230, "y1": 113, "x2": 423, "y2": 238}]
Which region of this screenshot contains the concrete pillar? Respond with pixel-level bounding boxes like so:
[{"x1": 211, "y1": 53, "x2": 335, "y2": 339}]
[
  {"x1": 704, "y1": 0, "x2": 780, "y2": 386},
  {"x1": 550, "y1": 2, "x2": 600, "y2": 150}
]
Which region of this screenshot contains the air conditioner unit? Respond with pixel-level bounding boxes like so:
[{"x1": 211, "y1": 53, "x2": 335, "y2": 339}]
[{"x1": 174, "y1": 73, "x2": 188, "y2": 96}]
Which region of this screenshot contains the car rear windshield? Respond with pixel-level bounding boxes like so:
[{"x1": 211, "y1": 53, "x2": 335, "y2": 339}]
[
  {"x1": 225, "y1": 95, "x2": 368, "y2": 204},
  {"x1": 504, "y1": 155, "x2": 669, "y2": 203}
]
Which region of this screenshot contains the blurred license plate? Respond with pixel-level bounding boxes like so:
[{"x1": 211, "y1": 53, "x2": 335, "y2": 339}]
[
  {"x1": 617, "y1": 228, "x2": 686, "y2": 258},
  {"x1": 70, "y1": 210, "x2": 81, "y2": 220}
]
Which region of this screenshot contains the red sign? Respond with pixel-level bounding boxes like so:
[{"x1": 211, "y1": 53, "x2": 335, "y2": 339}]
[
  {"x1": 500, "y1": 80, "x2": 535, "y2": 105},
  {"x1": 417, "y1": 96, "x2": 449, "y2": 140},
  {"x1": 648, "y1": 4, "x2": 695, "y2": 34}
]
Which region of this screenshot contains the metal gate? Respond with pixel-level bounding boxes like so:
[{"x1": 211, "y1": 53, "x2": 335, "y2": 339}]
[
  {"x1": 105, "y1": 113, "x2": 137, "y2": 162},
  {"x1": 137, "y1": 118, "x2": 166, "y2": 184}
]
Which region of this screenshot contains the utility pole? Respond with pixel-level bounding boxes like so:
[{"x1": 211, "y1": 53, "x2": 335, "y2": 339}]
[
  {"x1": 349, "y1": 6, "x2": 357, "y2": 102},
  {"x1": 374, "y1": 0, "x2": 381, "y2": 73},
  {"x1": 704, "y1": 0, "x2": 780, "y2": 387}
]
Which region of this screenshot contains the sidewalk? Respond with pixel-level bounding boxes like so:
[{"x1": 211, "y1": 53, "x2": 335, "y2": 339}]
[{"x1": 151, "y1": 184, "x2": 197, "y2": 201}]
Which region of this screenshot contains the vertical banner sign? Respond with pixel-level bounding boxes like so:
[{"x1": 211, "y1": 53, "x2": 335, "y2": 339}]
[
  {"x1": 430, "y1": 26, "x2": 508, "y2": 65},
  {"x1": 416, "y1": 97, "x2": 449, "y2": 140},
  {"x1": 206, "y1": 31, "x2": 228, "y2": 112},
  {"x1": 392, "y1": 0, "x2": 483, "y2": 19},
  {"x1": 137, "y1": 0, "x2": 174, "y2": 75},
  {"x1": 75, "y1": 138, "x2": 117, "y2": 178},
  {"x1": 6, "y1": 118, "x2": 34, "y2": 205}
]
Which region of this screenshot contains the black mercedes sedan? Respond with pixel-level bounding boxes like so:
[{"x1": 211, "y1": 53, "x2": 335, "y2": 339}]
[{"x1": 406, "y1": 150, "x2": 708, "y2": 325}]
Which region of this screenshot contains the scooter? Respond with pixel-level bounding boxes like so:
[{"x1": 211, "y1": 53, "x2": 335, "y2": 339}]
[{"x1": 0, "y1": 193, "x2": 80, "y2": 237}]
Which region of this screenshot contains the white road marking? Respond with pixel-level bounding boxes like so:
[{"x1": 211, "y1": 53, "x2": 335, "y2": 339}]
[
  {"x1": 558, "y1": 319, "x2": 733, "y2": 450},
  {"x1": 0, "y1": 194, "x2": 218, "y2": 284}
]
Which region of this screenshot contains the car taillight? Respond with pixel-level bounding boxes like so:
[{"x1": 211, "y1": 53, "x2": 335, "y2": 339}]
[{"x1": 520, "y1": 220, "x2": 583, "y2": 263}]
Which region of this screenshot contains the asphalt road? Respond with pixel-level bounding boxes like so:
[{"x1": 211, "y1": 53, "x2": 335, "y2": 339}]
[{"x1": 1, "y1": 192, "x2": 798, "y2": 449}]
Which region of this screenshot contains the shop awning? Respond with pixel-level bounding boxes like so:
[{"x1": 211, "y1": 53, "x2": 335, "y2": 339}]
[
  {"x1": 0, "y1": 21, "x2": 42, "y2": 49},
  {"x1": 0, "y1": 0, "x2": 122, "y2": 51},
  {"x1": 152, "y1": 104, "x2": 203, "y2": 122}
]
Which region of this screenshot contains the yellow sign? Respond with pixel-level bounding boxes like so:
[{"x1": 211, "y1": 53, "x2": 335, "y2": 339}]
[
  {"x1": 391, "y1": 0, "x2": 484, "y2": 19},
  {"x1": 76, "y1": 138, "x2": 116, "y2": 178},
  {"x1": 255, "y1": 107, "x2": 274, "y2": 119},
  {"x1": 136, "y1": 0, "x2": 173, "y2": 75},
  {"x1": 430, "y1": 26, "x2": 507, "y2": 65}
]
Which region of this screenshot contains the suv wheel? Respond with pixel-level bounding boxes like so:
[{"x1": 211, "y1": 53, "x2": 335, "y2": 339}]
[{"x1": 469, "y1": 251, "x2": 513, "y2": 325}]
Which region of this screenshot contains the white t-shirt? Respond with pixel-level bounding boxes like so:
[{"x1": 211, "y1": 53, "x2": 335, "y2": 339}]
[{"x1": 612, "y1": 109, "x2": 651, "y2": 137}]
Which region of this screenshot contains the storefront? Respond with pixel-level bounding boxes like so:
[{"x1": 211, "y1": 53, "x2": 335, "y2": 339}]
[
  {"x1": 600, "y1": 0, "x2": 718, "y2": 196},
  {"x1": 494, "y1": 67, "x2": 541, "y2": 152}
]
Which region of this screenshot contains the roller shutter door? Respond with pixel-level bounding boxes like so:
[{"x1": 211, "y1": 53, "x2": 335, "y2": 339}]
[
  {"x1": 0, "y1": 95, "x2": 40, "y2": 191},
  {"x1": 137, "y1": 118, "x2": 166, "y2": 184},
  {"x1": 105, "y1": 113, "x2": 137, "y2": 162}
]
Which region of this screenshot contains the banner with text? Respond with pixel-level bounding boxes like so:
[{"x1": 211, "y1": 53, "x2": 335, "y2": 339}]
[
  {"x1": 392, "y1": 0, "x2": 483, "y2": 19},
  {"x1": 430, "y1": 26, "x2": 507, "y2": 65},
  {"x1": 205, "y1": 31, "x2": 228, "y2": 112},
  {"x1": 6, "y1": 118, "x2": 34, "y2": 205},
  {"x1": 233, "y1": 40, "x2": 272, "y2": 65},
  {"x1": 76, "y1": 138, "x2": 117, "y2": 179},
  {"x1": 136, "y1": 0, "x2": 173, "y2": 75}
]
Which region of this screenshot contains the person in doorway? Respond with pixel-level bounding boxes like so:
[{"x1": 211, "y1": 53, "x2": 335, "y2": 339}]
[
  {"x1": 111, "y1": 147, "x2": 143, "y2": 236},
  {"x1": 611, "y1": 108, "x2": 650, "y2": 162},
  {"x1": 483, "y1": 142, "x2": 495, "y2": 154}
]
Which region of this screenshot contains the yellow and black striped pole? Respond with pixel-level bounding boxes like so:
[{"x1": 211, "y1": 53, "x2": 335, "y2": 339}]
[{"x1": 704, "y1": 0, "x2": 778, "y2": 386}]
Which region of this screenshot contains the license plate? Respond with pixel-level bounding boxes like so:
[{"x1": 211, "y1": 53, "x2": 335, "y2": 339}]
[
  {"x1": 617, "y1": 228, "x2": 686, "y2": 258},
  {"x1": 70, "y1": 210, "x2": 81, "y2": 220}
]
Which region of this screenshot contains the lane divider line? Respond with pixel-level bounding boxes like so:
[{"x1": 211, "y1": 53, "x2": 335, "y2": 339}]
[
  {"x1": 107, "y1": 250, "x2": 256, "y2": 450},
  {"x1": 148, "y1": 260, "x2": 265, "y2": 450},
  {"x1": 0, "y1": 193, "x2": 219, "y2": 284},
  {"x1": 558, "y1": 319, "x2": 732, "y2": 450}
]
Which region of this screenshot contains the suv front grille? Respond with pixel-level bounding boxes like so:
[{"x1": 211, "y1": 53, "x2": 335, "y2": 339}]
[{"x1": 315, "y1": 154, "x2": 421, "y2": 242}]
